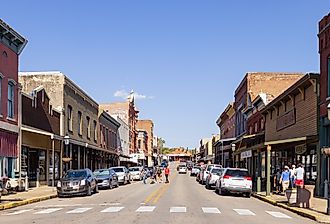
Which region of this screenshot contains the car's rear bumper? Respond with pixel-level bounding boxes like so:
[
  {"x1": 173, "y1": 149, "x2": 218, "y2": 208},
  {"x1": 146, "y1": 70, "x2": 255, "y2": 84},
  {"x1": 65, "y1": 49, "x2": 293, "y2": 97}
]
[{"x1": 222, "y1": 186, "x2": 252, "y2": 194}]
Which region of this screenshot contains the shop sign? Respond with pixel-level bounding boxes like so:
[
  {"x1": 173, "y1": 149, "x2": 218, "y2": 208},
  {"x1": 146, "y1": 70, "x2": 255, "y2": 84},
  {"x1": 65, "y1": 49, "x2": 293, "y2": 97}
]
[
  {"x1": 276, "y1": 109, "x2": 296, "y2": 131},
  {"x1": 295, "y1": 144, "x2": 307, "y2": 155},
  {"x1": 241, "y1": 150, "x2": 252, "y2": 159}
]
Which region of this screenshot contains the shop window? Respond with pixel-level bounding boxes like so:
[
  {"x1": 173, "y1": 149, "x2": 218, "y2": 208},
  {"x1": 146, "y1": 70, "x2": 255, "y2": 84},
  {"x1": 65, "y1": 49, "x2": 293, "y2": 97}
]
[
  {"x1": 67, "y1": 105, "x2": 73, "y2": 132},
  {"x1": 78, "y1": 111, "x2": 82, "y2": 136},
  {"x1": 328, "y1": 56, "x2": 330, "y2": 97},
  {"x1": 7, "y1": 81, "x2": 15, "y2": 119}
]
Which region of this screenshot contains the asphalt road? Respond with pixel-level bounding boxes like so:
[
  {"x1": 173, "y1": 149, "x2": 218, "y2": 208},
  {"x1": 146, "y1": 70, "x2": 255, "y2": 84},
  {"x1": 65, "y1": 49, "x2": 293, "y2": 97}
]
[{"x1": 0, "y1": 163, "x2": 317, "y2": 224}]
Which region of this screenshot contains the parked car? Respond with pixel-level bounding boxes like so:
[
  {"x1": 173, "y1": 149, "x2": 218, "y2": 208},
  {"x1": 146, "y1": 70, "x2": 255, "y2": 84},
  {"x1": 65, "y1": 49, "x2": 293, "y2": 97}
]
[
  {"x1": 57, "y1": 169, "x2": 98, "y2": 197},
  {"x1": 205, "y1": 167, "x2": 224, "y2": 189},
  {"x1": 93, "y1": 169, "x2": 119, "y2": 189},
  {"x1": 200, "y1": 164, "x2": 222, "y2": 185},
  {"x1": 129, "y1": 167, "x2": 143, "y2": 181},
  {"x1": 111, "y1": 167, "x2": 131, "y2": 185},
  {"x1": 190, "y1": 166, "x2": 201, "y2": 176},
  {"x1": 178, "y1": 164, "x2": 187, "y2": 174},
  {"x1": 215, "y1": 168, "x2": 252, "y2": 197}
]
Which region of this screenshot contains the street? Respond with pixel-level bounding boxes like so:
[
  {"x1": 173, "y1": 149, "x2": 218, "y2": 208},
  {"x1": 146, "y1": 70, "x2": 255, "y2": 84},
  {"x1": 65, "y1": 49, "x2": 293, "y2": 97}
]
[{"x1": 0, "y1": 164, "x2": 316, "y2": 224}]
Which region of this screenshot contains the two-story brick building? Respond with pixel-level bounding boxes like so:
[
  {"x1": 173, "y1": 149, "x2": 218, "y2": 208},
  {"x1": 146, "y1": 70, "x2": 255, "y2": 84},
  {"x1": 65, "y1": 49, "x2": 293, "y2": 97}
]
[
  {"x1": 19, "y1": 72, "x2": 115, "y2": 172},
  {"x1": 318, "y1": 13, "x2": 330, "y2": 197},
  {"x1": 136, "y1": 120, "x2": 154, "y2": 166},
  {"x1": 0, "y1": 19, "x2": 27, "y2": 179}
]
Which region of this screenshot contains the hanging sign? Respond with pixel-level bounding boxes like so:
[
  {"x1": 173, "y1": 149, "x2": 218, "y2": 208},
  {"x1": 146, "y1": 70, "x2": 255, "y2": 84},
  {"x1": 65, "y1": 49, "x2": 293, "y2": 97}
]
[{"x1": 295, "y1": 144, "x2": 307, "y2": 155}]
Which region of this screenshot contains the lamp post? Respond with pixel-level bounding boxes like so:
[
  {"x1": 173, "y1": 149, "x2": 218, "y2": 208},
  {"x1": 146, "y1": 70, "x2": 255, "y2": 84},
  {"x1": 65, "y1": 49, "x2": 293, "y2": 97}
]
[
  {"x1": 323, "y1": 147, "x2": 330, "y2": 215},
  {"x1": 231, "y1": 144, "x2": 236, "y2": 167},
  {"x1": 63, "y1": 136, "x2": 70, "y2": 172}
]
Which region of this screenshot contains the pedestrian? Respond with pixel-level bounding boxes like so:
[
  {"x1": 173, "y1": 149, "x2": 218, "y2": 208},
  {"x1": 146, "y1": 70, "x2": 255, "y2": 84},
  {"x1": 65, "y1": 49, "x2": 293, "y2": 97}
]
[
  {"x1": 142, "y1": 169, "x2": 148, "y2": 184},
  {"x1": 290, "y1": 164, "x2": 296, "y2": 188},
  {"x1": 295, "y1": 163, "x2": 305, "y2": 188},
  {"x1": 157, "y1": 166, "x2": 163, "y2": 183},
  {"x1": 275, "y1": 169, "x2": 282, "y2": 194},
  {"x1": 280, "y1": 166, "x2": 290, "y2": 193},
  {"x1": 164, "y1": 166, "x2": 170, "y2": 183}
]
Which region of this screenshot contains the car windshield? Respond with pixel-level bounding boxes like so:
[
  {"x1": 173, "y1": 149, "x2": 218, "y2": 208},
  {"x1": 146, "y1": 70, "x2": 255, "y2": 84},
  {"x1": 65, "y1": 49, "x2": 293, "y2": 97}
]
[
  {"x1": 225, "y1": 170, "x2": 249, "y2": 177},
  {"x1": 129, "y1": 168, "x2": 140, "y2": 172},
  {"x1": 179, "y1": 165, "x2": 186, "y2": 168},
  {"x1": 211, "y1": 168, "x2": 222, "y2": 174},
  {"x1": 112, "y1": 168, "x2": 124, "y2": 173},
  {"x1": 93, "y1": 170, "x2": 110, "y2": 176},
  {"x1": 64, "y1": 170, "x2": 87, "y2": 178}
]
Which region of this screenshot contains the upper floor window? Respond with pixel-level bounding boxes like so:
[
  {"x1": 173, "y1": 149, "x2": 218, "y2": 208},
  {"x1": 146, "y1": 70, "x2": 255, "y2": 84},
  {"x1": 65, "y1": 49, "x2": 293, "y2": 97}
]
[
  {"x1": 94, "y1": 120, "x2": 97, "y2": 142},
  {"x1": 7, "y1": 81, "x2": 15, "y2": 119},
  {"x1": 0, "y1": 75, "x2": 2, "y2": 115},
  {"x1": 328, "y1": 56, "x2": 330, "y2": 97},
  {"x1": 87, "y1": 116, "x2": 91, "y2": 139},
  {"x1": 78, "y1": 111, "x2": 82, "y2": 136},
  {"x1": 67, "y1": 105, "x2": 73, "y2": 132}
]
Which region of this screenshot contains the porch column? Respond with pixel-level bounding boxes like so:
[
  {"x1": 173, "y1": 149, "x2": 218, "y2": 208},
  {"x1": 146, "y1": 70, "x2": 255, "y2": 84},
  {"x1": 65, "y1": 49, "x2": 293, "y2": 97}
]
[
  {"x1": 78, "y1": 146, "x2": 81, "y2": 169},
  {"x1": 266, "y1": 145, "x2": 271, "y2": 196}
]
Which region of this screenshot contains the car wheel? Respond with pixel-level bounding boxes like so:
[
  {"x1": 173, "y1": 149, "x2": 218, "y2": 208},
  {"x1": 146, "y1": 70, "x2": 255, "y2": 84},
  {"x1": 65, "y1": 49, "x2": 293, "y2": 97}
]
[
  {"x1": 87, "y1": 185, "x2": 92, "y2": 196},
  {"x1": 215, "y1": 187, "x2": 219, "y2": 194},
  {"x1": 245, "y1": 193, "x2": 251, "y2": 198}
]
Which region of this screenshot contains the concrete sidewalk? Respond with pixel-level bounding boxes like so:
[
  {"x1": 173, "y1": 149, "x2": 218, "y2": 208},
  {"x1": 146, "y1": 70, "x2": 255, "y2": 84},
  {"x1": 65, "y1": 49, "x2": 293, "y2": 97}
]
[
  {"x1": 0, "y1": 186, "x2": 57, "y2": 210},
  {"x1": 253, "y1": 192, "x2": 330, "y2": 223}
]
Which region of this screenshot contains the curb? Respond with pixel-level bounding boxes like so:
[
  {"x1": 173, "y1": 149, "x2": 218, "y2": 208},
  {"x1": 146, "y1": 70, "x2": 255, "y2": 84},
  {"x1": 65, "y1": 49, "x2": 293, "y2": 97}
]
[
  {"x1": 252, "y1": 193, "x2": 329, "y2": 223},
  {"x1": 0, "y1": 194, "x2": 57, "y2": 211}
]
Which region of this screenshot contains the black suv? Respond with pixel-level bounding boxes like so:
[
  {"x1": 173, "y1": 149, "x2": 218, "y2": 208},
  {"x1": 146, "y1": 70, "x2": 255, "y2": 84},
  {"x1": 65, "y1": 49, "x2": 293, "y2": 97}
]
[{"x1": 57, "y1": 168, "x2": 98, "y2": 197}]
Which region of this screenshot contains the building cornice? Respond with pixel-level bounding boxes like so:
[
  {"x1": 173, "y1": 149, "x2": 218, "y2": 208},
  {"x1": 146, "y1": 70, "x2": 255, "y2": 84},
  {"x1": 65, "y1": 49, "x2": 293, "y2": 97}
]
[{"x1": 0, "y1": 19, "x2": 27, "y2": 55}]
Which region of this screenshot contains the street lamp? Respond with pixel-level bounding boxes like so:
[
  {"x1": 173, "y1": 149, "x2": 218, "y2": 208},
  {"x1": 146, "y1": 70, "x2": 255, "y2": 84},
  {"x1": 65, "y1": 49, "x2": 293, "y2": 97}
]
[
  {"x1": 231, "y1": 144, "x2": 236, "y2": 167},
  {"x1": 63, "y1": 136, "x2": 71, "y2": 172}
]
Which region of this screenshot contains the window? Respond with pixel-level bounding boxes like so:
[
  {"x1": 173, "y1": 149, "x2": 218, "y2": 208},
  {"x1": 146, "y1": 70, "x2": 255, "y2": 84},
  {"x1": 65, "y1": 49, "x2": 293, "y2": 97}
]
[
  {"x1": 78, "y1": 111, "x2": 82, "y2": 136},
  {"x1": 7, "y1": 81, "x2": 15, "y2": 119},
  {"x1": 87, "y1": 116, "x2": 91, "y2": 139},
  {"x1": 0, "y1": 76, "x2": 2, "y2": 115},
  {"x1": 328, "y1": 56, "x2": 330, "y2": 96},
  {"x1": 106, "y1": 129, "x2": 109, "y2": 148},
  {"x1": 94, "y1": 120, "x2": 97, "y2": 142},
  {"x1": 254, "y1": 122, "x2": 258, "y2": 133},
  {"x1": 67, "y1": 105, "x2": 73, "y2": 132}
]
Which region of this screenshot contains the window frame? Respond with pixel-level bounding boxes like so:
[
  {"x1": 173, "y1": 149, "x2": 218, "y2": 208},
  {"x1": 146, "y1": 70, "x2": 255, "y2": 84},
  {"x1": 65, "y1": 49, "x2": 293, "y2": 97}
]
[
  {"x1": 328, "y1": 56, "x2": 330, "y2": 97},
  {"x1": 78, "y1": 111, "x2": 82, "y2": 136},
  {"x1": 67, "y1": 105, "x2": 73, "y2": 132},
  {"x1": 93, "y1": 120, "x2": 97, "y2": 142},
  {"x1": 86, "y1": 116, "x2": 91, "y2": 139},
  {"x1": 7, "y1": 80, "x2": 15, "y2": 119}
]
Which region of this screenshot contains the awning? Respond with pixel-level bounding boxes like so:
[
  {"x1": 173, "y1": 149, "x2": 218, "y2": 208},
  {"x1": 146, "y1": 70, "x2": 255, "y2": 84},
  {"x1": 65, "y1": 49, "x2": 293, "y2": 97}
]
[
  {"x1": 214, "y1": 137, "x2": 236, "y2": 147},
  {"x1": 0, "y1": 130, "x2": 17, "y2": 157},
  {"x1": 22, "y1": 125, "x2": 62, "y2": 140},
  {"x1": 265, "y1": 137, "x2": 307, "y2": 146}
]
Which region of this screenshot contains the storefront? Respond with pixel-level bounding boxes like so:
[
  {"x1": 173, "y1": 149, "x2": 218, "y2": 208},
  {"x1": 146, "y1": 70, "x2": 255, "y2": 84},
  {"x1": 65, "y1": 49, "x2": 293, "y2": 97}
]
[{"x1": 0, "y1": 130, "x2": 18, "y2": 179}]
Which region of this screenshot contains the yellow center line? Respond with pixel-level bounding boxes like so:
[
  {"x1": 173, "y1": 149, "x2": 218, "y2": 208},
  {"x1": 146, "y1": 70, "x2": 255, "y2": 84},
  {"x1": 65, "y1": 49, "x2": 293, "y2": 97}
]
[
  {"x1": 144, "y1": 185, "x2": 165, "y2": 204},
  {"x1": 151, "y1": 172, "x2": 178, "y2": 204}
]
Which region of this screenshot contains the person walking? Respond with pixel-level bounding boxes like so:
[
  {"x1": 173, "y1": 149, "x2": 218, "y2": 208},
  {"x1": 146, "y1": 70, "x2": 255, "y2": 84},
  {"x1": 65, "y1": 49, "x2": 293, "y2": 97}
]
[
  {"x1": 164, "y1": 166, "x2": 170, "y2": 183},
  {"x1": 157, "y1": 167, "x2": 163, "y2": 183},
  {"x1": 295, "y1": 163, "x2": 305, "y2": 188},
  {"x1": 142, "y1": 169, "x2": 148, "y2": 184},
  {"x1": 280, "y1": 166, "x2": 290, "y2": 193},
  {"x1": 290, "y1": 165, "x2": 296, "y2": 188},
  {"x1": 274, "y1": 169, "x2": 282, "y2": 194}
]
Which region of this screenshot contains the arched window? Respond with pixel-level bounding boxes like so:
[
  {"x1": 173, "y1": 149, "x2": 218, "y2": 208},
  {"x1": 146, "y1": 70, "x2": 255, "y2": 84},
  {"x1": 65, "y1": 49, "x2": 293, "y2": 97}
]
[
  {"x1": 7, "y1": 80, "x2": 15, "y2": 119},
  {"x1": 67, "y1": 105, "x2": 73, "y2": 132},
  {"x1": 2, "y1": 51, "x2": 8, "y2": 58}
]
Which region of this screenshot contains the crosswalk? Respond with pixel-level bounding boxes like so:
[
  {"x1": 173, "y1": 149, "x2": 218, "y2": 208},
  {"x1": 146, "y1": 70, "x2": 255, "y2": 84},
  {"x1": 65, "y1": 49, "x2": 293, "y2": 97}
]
[{"x1": 2, "y1": 205, "x2": 292, "y2": 219}]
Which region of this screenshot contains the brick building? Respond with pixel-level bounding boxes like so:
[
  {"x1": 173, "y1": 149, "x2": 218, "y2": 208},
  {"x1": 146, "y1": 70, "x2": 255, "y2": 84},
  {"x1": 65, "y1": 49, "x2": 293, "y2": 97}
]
[
  {"x1": 21, "y1": 87, "x2": 62, "y2": 187},
  {"x1": 19, "y1": 72, "x2": 114, "y2": 172},
  {"x1": 136, "y1": 120, "x2": 154, "y2": 166},
  {"x1": 0, "y1": 19, "x2": 27, "y2": 179},
  {"x1": 318, "y1": 13, "x2": 330, "y2": 196},
  {"x1": 214, "y1": 103, "x2": 236, "y2": 167},
  {"x1": 100, "y1": 95, "x2": 139, "y2": 155}
]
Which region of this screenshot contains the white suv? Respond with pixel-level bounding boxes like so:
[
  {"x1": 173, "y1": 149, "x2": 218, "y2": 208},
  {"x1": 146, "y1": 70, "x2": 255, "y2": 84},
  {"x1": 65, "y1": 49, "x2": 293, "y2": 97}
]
[
  {"x1": 178, "y1": 165, "x2": 187, "y2": 174},
  {"x1": 215, "y1": 168, "x2": 252, "y2": 197},
  {"x1": 201, "y1": 164, "x2": 222, "y2": 185}
]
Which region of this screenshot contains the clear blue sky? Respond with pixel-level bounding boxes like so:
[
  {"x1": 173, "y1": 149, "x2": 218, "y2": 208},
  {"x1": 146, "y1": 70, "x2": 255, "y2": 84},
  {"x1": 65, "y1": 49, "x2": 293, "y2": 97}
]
[{"x1": 2, "y1": 1, "x2": 330, "y2": 148}]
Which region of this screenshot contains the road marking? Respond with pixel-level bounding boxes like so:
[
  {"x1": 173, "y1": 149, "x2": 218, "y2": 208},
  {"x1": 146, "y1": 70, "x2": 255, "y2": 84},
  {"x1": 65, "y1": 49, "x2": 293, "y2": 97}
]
[
  {"x1": 136, "y1": 206, "x2": 156, "y2": 212},
  {"x1": 4, "y1": 209, "x2": 32, "y2": 216},
  {"x1": 170, "y1": 207, "x2": 186, "y2": 213},
  {"x1": 66, "y1": 208, "x2": 93, "y2": 214},
  {"x1": 202, "y1": 207, "x2": 221, "y2": 214},
  {"x1": 233, "y1": 209, "x2": 256, "y2": 216},
  {"x1": 266, "y1": 211, "x2": 292, "y2": 219},
  {"x1": 144, "y1": 185, "x2": 165, "y2": 204},
  {"x1": 101, "y1": 207, "x2": 125, "y2": 213},
  {"x1": 34, "y1": 208, "x2": 63, "y2": 214}
]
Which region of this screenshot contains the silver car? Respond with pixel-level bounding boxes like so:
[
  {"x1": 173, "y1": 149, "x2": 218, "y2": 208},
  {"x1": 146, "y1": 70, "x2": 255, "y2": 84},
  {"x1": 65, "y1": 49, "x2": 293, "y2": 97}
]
[{"x1": 112, "y1": 166, "x2": 131, "y2": 185}]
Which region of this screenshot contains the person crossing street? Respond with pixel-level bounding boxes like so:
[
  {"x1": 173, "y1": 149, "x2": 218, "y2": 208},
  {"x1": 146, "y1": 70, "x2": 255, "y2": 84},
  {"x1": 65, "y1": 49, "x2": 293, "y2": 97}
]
[{"x1": 164, "y1": 166, "x2": 170, "y2": 183}]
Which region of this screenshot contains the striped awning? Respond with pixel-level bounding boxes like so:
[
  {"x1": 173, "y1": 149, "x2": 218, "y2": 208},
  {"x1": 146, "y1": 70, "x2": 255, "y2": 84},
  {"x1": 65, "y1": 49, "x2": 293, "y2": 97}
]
[{"x1": 0, "y1": 130, "x2": 18, "y2": 157}]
